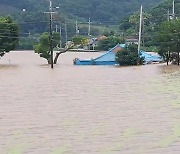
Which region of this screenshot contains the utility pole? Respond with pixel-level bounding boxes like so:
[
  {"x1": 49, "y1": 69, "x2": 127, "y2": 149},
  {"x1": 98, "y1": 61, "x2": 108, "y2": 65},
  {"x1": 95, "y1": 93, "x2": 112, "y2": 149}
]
[
  {"x1": 59, "y1": 24, "x2": 62, "y2": 48},
  {"x1": 142, "y1": 12, "x2": 145, "y2": 48},
  {"x1": 138, "y1": 5, "x2": 143, "y2": 55},
  {"x1": 28, "y1": 31, "x2": 31, "y2": 37},
  {"x1": 167, "y1": 9, "x2": 170, "y2": 21},
  {"x1": 76, "y1": 20, "x2": 79, "y2": 35},
  {"x1": 173, "y1": 0, "x2": 175, "y2": 19},
  {"x1": 88, "y1": 18, "x2": 91, "y2": 50},
  {"x1": 55, "y1": 24, "x2": 58, "y2": 32},
  {"x1": 49, "y1": 0, "x2": 53, "y2": 69},
  {"x1": 65, "y1": 21, "x2": 68, "y2": 46},
  {"x1": 43, "y1": 0, "x2": 58, "y2": 68},
  {"x1": 177, "y1": 40, "x2": 179, "y2": 65},
  {"x1": 88, "y1": 17, "x2": 91, "y2": 36},
  {"x1": 167, "y1": 9, "x2": 170, "y2": 65}
]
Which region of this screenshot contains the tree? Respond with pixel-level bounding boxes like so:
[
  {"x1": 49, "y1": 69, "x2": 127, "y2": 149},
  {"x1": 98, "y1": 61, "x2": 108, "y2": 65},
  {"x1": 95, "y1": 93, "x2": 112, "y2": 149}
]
[
  {"x1": 156, "y1": 19, "x2": 180, "y2": 65},
  {"x1": 53, "y1": 35, "x2": 89, "y2": 64},
  {"x1": 119, "y1": 18, "x2": 131, "y2": 32},
  {"x1": 97, "y1": 35, "x2": 125, "y2": 50},
  {"x1": 116, "y1": 44, "x2": 144, "y2": 66},
  {"x1": 34, "y1": 32, "x2": 60, "y2": 64},
  {"x1": 18, "y1": 36, "x2": 38, "y2": 50},
  {"x1": 0, "y1": 16, "x2": 19, "y2": 57},
  {"x1": 34, "y1": 33, "x2": 89, "y2": 64},
  {"x1": 102, "y1": 30, "x2": 115, "y2": 37}
]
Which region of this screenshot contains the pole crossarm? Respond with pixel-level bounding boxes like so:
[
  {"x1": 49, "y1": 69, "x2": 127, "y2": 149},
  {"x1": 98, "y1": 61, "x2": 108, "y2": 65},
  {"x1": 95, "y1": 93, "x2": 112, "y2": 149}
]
[{"x1": 43, "y1": 12, "x2": 58, "y2": 14}]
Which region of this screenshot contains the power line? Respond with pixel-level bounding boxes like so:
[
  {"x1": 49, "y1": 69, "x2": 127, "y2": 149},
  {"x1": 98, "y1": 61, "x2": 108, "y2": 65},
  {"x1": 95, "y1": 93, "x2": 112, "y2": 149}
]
[{"x1": 0, "y1": 31, "x2": 180, "y2": 40}]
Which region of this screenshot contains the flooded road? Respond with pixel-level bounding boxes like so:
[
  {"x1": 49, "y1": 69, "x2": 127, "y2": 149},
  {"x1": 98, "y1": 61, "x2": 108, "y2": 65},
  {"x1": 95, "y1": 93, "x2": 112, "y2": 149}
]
[{"x1": 0, "y1": 51, "x2": 180, "y2": 154}]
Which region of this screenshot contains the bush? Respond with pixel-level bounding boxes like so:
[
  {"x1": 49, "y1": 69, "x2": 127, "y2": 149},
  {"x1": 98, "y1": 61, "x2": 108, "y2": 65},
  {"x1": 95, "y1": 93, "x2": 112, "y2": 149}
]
[{"x1": 116, "y1": 44, "x2": 144, "y2": 66}]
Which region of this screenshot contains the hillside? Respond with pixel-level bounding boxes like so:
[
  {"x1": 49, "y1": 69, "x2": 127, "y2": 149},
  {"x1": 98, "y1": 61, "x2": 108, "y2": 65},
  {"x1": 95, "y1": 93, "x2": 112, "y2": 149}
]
[
  {"x1": 150, "y1": 0, "x2": 180, "y2": 23},
  {"x1": 119, "y1": 0, "x2": 180, "y2": 34},
  {"x1": 0, "y1": 0, "x2": 164, "y2": 25},
  {"x1": 118, "y1": 0, "x2": 180, "y2": 52},
  {"x1": 0, "y1": 0, "x2": 166, "y2": 49},
  {"x1": 58, "y1": 0, "x2": 164, "y2": 24}
]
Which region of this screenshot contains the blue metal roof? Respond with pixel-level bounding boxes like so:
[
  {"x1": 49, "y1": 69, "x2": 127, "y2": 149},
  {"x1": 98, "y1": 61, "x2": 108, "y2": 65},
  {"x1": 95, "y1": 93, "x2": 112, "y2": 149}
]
[
  {"x1": 94, "y1": 44, "x2": 123, "y2": 61},
  {"x1": 140, "y1": 51, "x2": 162, "y2": 62}
]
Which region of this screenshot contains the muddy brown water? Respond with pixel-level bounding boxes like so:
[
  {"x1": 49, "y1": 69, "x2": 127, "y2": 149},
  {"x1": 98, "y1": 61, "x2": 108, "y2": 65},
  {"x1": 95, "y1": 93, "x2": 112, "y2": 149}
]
[{"x1": 0, "y1": 51, "x2": 180, "y2": 154}]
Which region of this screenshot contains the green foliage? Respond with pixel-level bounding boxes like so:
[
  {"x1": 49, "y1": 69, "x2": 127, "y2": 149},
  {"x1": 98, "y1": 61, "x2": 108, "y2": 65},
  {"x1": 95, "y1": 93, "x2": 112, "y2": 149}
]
[
  {"x1": 119, "y1": 0, "x2": 180, "y2": 50},
  {"x1": 102, "y1": 30, "x2": 115, "y2": 37},
  {"x1": 0, "y1": 16, "x2": 19, "y2": 57},
  {"x1": 34, "y1": 33, "x2": 88, "y2": 64},
  {"x1": 18, "y1": 36, "x2": 38, "y2": 50},
  {"x1": 0, "y1": 0, "x2": 173, "y2": 51},
  {"x1": 116, "y1": 44, "x2": 144, "y2": 66},
  {"x1": 150, "y1": 0, "x2": 180, "y2": 24},
  {"x1": 156, "y1": 19, "x2": 180, "y2": 61},
  {"x1": 0, "y1": 0, "x2": 163, "y2": 36},
  {"x1": 119, "y1": 11, "x2": 152, "y2": 36},
  {"x1": 97, "y1": 36, "x2": 125, "y2": 50},
  {"x1": 0, "y1": 0, "x2": 162, "y2": 25},
  {"x1": 72, "y1": 35, "x2": 89, "y2": 46},
  {"x1": 119, "y1": 18, "x2": 131, "y2": 32},
  {"x1": 58, "y1": 0, "x2": 161, "y2": 24},
  {"x1": 34, "y1": 32, "x2": 60, "y2": 63}
]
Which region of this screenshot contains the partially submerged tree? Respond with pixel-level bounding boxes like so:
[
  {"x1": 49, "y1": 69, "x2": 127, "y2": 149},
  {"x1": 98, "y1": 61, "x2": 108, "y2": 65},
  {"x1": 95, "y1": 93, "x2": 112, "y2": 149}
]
[
  {"x1": 156, "y1": 19, "x2": 180, "y2": 65},
  {"x1": 116, "y1": 44, "x2": 144, "y2": 66},
  {"x1": 34, "y1": 32, "x2": 60, "y2": 64},
  {"x1": 54, "y1": 35, "x2": 89, "y2": 64},
  {"x1": 0, "y1": 16, "x2": 19, "y2": 57},
  {"x1": 34, "y1": 33, "x2": 89, "y2": 64}
]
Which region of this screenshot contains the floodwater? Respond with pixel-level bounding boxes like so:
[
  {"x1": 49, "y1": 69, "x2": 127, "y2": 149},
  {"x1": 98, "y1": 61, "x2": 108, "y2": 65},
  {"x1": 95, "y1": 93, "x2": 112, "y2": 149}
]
[{"x1": 0, "y1": 51, "x2": 180, "y2": 154}]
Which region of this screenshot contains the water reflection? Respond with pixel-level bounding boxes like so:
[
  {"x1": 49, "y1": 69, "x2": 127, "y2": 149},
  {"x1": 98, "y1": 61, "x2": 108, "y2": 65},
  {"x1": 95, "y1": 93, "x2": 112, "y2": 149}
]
[{"x1": 0, "y1": 51, "x2": 180, "y2": 154}]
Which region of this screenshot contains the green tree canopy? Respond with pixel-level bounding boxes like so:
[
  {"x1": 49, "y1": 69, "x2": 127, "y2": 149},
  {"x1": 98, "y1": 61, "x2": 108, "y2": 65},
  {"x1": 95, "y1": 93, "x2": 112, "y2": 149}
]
[
  {"x1": 34, "y1": 32, "x2": 60, "y2": 64},
  {"x1": 116, "y1": 44, "x2": 144, "y2": 66},
  {"x1": 72, "y1": 35, "x2": 89, "y2": 47},
  {"x1": 156, "y1": 19, "x2": 180, "y2": 64},
  {"x1": 53, "y1": 35, "x2": 89, "y2": 64},
  {"x1": 97, "y1": 36, "x2": 125, "y2": 51},
  {"x1": 157, "y1": 20, "x2": 180, "y2": 57},
  {"x1": 34, "y1": 33, "x2": 89, "y2": 64},
  {"x1": 0, "y1": 16, "x2": 19, "y2": 57}
]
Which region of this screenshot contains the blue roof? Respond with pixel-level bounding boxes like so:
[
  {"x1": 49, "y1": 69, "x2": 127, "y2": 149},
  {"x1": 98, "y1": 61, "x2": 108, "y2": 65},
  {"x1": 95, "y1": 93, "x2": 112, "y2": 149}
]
[
  {"x1": 94, "y1": 44, "x2": 123, "y2": 61},
  {"x1": 140, "y1": 50, "x2": 162, "y2": 62}
]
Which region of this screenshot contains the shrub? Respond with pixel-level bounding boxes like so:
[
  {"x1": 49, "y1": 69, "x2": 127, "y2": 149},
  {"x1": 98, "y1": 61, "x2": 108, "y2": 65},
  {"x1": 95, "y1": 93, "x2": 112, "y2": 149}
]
[{"x1": 116, "y1": 44, "x2": 144, "y2": 66}]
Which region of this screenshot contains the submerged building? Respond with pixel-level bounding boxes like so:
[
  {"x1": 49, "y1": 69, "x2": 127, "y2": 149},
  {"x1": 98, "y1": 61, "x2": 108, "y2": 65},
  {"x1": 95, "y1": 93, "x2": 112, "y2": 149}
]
[{"x1": 73, "y1": 44, "x2": 162, "y2": 65}]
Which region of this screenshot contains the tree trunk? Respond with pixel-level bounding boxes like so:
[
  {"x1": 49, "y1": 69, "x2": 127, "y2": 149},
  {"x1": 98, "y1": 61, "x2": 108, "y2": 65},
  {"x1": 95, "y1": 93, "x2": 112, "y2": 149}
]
[
  {"x1": 47, "y1": 58, "x2": 51, "y2": 64},
  {"x1": 54, "y1": 52, "x2": 61, "y2": 64},
  {"x1": 178, "y1": 50, "x2": 180, "y2": 66},
  {"x1": 53, "y1": 47, "x2": 72, "y2": 64},
  {"x1": 166, "y1": 51, "x2": 169, "y2": 65},
  {"x1": 178, "y1": 43, "x2": 179, "y2": 66}
]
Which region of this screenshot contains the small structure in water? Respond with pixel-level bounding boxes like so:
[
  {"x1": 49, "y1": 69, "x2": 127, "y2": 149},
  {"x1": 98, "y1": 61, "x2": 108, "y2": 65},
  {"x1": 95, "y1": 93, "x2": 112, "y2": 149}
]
[{"x1": 73, "y1": 44, "x2": 163, "y2": 65}]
